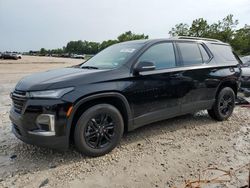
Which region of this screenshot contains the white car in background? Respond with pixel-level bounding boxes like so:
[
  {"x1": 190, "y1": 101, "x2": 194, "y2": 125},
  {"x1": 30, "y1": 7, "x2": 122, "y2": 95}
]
[
  {"x1": 71, "y1": 54, "x2": 85, "y2": 59},
  {"x1": 16, "y1": 53, "x2": 22, "y2": 59},
  {"x1": 241, "y1": 55, "x2": 250, "y2": 66}
]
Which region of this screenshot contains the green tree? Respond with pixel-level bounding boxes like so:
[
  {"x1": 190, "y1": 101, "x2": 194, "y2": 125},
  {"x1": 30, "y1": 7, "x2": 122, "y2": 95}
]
[
  {"x1": 65, "y1": 40, "x2": 100, "y2": 54},
  {"x1": 215, "y1": 14, "x2": 238, "y2": 42},
  {"x1": 87, "y1": 41, "x2": 100, "y2": 54},
  {"x1": 167, "y1": 14, "x2": 250, "y2": 55},
  {"x1": 232, "y1": 25, "x2": 250, "y2": 55},
  {"x1": 65, "y1": 40, "x2": 84, "y2": 54},
  {"x1": 99, "y1": 40, "x2": 118, "y2": 51},
  {"x1": 117, "y1": 31, "x2": 148, "y2": 42},
  {"x1": 40, "y1": 31, "x2": 149, "y2": 56},
  {"x1": 50, "y1": 48, "x2": 64, "y2": 55},
  {"x1": 189, "y1": 18, "x2": 210, "y2": 37},
  {"x1": 40, "y1": 48, "x2": 47, "y2": 56},
  {"x1": 169, "y1": 14, "x2": 239, "y2": 43},
  {"x1": 169, "y1": 23, "x2": 189, "y2": 36}
]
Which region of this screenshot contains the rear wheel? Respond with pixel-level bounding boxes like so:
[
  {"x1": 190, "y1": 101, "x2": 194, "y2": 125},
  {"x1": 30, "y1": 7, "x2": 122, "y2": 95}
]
[
  {"x1": 208, "y1": 87, "x2": 235, "y2": 121},
  {"x1": 74, "y1": 104, "x2": 124, "y2": 157}
]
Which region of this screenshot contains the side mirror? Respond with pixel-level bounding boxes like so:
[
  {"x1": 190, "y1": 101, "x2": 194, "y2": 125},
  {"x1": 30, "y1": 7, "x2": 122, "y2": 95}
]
[{"x1": 134, "y1": 61, "x2": 156, "y2": 74}]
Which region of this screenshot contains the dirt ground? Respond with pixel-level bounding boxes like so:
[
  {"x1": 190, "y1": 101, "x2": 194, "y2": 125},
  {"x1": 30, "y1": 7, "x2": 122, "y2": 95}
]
[{"x1": 0, "y1": 56, "x2": 249, "y2": 188}]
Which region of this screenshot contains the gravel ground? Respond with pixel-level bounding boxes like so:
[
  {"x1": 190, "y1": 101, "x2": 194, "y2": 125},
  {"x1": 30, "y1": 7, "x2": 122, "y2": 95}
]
[{"x1": 0, "y1": 56, "x2": 249, "y2": 188}]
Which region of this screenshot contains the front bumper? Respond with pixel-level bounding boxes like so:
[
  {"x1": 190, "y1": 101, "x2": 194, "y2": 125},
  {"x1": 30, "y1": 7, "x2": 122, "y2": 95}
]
[
  {"x1": 9, "y1": 98, "x2": 72, "y2": 151},
  {"x1": 12, "y1": 123, "x2": 68, "y2": 150}
]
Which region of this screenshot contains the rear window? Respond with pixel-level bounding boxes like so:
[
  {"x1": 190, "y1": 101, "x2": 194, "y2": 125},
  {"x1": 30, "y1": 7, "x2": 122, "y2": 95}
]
[
  {"x1": 211, "y1": 44, "x2": 235, "y2": 61},
  {"x1": 178, "y1": 42, "x2": 203, "y2": 66}
]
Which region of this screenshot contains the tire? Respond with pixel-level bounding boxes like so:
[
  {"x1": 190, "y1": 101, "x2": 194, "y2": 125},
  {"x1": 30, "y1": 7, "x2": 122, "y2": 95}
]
[
  {"x1": 208, "y1": 87, "x2": 235, "y2": 121},
  {"x1": 74, "y1": 104, "x2": 124, "y2": 157}
]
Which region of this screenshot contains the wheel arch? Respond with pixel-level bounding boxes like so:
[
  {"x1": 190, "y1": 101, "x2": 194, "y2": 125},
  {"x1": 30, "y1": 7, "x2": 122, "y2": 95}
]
[
  {"x1": 66, "y1": 92, "x2": 133, "y2": 143},
  {"x1": 215, "y1": 79, "x2": 238, "y2": 98}
]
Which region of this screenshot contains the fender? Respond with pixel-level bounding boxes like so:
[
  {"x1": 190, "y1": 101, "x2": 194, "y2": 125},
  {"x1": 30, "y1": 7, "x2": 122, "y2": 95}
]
[
  {"x1": 66, "y1": 92, "x2": 133, "y2": 139},
  {"x1": 215, "y1": 77, "x2": 239, "y2": 98}
]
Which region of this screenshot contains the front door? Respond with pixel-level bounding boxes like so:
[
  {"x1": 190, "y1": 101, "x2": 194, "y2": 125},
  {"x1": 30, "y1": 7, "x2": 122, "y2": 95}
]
[{"x1": 128, "y1": 42, "x2": 183, "y2": 128}]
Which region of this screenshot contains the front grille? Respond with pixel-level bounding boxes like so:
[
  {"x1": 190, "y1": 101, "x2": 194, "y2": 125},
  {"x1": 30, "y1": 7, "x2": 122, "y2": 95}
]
[{"x1": 11, "y1": 90, "x2": 27, "y2": 114}]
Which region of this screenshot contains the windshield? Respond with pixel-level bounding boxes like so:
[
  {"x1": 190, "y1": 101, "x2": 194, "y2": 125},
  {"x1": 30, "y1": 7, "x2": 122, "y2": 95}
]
[{"x1": 81, "y1": 43, "x2": 143, "y2": 69}]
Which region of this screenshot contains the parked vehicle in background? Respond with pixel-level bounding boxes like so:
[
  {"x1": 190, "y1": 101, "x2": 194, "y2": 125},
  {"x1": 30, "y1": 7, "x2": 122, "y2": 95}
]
[
  {"x1": 240, "y1": 68, "x2": 250, "y2": 97},
  {"x1": 2, "y1": 52, "x2": 18, "y2": 60},
  {"x1": 16, "y1": 53, "x2": 22, "y2": 59},
  {"x1": 71, "y1": 54, "x2": 85, "y2": 59},
  {"x1": 239, "y1": 56, "x2": 250, "y2": 97},
  {"x1": 2, "y1": 52, "x2": 21, "y2": 60},
  {"x1": 9, "y1": 37, "x2": 241, "y2": 157},
  {"x1": 61, "y1": 53, "x2": 70, "y2": 58},
  {"x1": 240, "y1": 55, "x2": 250, "y2": 66}
]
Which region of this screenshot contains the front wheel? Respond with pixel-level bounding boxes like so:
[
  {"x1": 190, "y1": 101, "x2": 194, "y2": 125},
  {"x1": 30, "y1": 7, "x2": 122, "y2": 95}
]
[
  {"x1": 74, "y1": 104, "x2": 124, "y2": 157},
  {"x1": 208, "y1": 87, "x2": 235, "y2": 121}
]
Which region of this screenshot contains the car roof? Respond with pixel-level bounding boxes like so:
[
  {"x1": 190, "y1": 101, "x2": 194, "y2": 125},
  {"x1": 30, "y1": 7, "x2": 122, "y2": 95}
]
[{"x1": 119, "y1": 37, "x2": 229, "y2": 46}]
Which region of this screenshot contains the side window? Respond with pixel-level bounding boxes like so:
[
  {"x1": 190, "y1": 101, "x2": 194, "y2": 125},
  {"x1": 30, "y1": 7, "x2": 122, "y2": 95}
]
[
  {"x1": 210, "y1": 44, "x2": 236, "y2": 61},
  {"x1": 178, "y1": 42, "x2": 203, "y2": 66},
  {"x1": 199, "y1": 44, "x2": 210, "y2": 62},
  {"x1": 138, "y1": 43, "x2": 176, "y2": 70}
]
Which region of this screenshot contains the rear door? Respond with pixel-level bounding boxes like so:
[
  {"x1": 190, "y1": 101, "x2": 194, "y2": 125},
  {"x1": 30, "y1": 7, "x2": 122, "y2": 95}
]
[{"x1": 176, "y1": 41, "x2": 215, "y2": 113}]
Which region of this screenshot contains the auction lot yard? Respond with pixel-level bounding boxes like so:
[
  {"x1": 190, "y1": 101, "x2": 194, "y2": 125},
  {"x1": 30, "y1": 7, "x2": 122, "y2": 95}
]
[{"x1": 0, "y1": 56, "x2": 249, "y2": 188}]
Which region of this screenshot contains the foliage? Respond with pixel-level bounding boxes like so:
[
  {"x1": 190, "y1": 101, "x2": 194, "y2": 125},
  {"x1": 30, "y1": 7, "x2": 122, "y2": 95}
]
[
  {"x1": 231, "y1": 25, "x2": 250, "y2": 55},
  {"x1": 40, "y1": 48, "x2": 46, "y2": 56},
  {"x1": 169, "y1": 14, "x2": 249, "y2": 55},
  {"x1": 38, "y1": 31, "x2": 148, "y2": 56},
  {"x1": 99, "y1": 40, "x2": 118, "y2": 51},
  {"x1": 37, "y1": 15, "x2": 249, "y2": 56},
  {"x1": 169, "y1": 23, "x2": 190, "y2": 36},
  {"x1": 189, "y1": 18, "x2": 210, "y2": 37},
  {"x1": 117, "y1": 31, "x2": 148, "y2": 42}
]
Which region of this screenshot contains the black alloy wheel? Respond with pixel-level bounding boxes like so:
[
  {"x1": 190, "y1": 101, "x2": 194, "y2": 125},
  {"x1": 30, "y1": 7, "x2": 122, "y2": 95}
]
[
  {"x1": 74, "y1": 104, "x2": 124, "y2": 157},
  {"x1": 208, "y1": 87, "x2": 235, "y2": 121},
  {"x1": 218, "y1": 94, "x2": 234, "y2": 116},
  {"x1": 84, "y1": 113, "x2": 115, "y2": 149}
]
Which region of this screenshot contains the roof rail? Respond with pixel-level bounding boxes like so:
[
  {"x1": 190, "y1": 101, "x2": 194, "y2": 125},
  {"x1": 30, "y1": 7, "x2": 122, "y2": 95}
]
[{"x1": 172, "y1": 36, "x2": 222, "y2": 43}]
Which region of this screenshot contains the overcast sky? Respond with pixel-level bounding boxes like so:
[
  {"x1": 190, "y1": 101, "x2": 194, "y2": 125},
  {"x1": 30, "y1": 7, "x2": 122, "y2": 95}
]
[{"x1": 0, "y1": 0, "x2": 249, "y2": 52}]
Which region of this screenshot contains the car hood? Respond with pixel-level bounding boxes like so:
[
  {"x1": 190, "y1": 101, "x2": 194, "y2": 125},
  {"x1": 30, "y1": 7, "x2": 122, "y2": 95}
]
[{"x1": 15, "y1": 67, "x2": 106, "y2": 91}]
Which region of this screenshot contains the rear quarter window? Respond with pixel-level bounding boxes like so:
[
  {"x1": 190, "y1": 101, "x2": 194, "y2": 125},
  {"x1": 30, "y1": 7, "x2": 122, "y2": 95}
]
[{"x1": 210, "y1": 44, "x2": 236, "y2": 61}]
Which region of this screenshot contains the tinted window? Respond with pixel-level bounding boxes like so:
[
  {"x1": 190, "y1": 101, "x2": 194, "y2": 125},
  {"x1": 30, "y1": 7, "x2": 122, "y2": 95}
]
[
  {"x1": 138, "y1": 43, "x2": 176, "y2": 69},
  {"x1": 178, "y1": 43, "x2": 202, "y2": 66},
  {"x1": 211, "y1": 44, "x2": 236, "y2": 61},
  {"x1": 199, "y1": 44, "x2": 210, "y2": 62}
]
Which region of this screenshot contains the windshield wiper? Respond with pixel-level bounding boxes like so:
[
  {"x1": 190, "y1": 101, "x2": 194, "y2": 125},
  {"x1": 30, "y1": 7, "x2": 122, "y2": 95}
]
[{"x1": 80, "y1": 66, "x2": 99, "y2": 69}]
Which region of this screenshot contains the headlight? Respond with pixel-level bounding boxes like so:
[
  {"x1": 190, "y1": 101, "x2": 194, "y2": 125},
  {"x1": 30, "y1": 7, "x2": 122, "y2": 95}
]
[{"x1": 27, "y1": 87, "x2": 74, "y2": 99}]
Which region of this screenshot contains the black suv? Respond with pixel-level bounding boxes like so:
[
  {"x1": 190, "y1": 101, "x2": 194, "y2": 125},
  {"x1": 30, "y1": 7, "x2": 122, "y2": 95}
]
[{"x1": 9, "y1": 37, "x2": 241, "y2": 156}]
